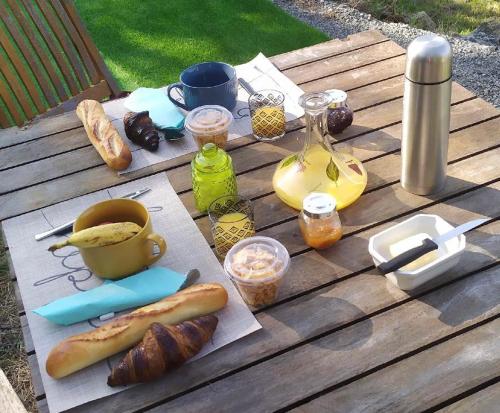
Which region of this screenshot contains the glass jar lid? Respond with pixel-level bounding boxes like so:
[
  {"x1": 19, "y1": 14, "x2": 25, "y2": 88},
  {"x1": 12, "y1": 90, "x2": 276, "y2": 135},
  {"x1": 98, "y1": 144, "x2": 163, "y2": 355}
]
[
  {"x1": 192, "y1": 143, "x2": 230, "y2": 173},
  {"x1": 302, "y1": 192, "x2": 337, "y2": 218},
  {"x1": 325, "y1": 89, "x2": 348, "y2": 108},
  {"x1": 185, "y1": 105, "x2": 233, "y2": 135}
]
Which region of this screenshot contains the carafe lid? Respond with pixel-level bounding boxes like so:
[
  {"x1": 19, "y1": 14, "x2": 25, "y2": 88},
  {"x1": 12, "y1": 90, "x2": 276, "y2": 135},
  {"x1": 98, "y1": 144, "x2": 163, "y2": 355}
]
[
  {"x1": 405, "y1": 34, "x2": 452, "y2": 84},
  {"x1": 192, "y1": 143, "x2": 231, "y2": 173},
  {"x1": 185, "y1": 105, "x2": 233, "y2": 135}
]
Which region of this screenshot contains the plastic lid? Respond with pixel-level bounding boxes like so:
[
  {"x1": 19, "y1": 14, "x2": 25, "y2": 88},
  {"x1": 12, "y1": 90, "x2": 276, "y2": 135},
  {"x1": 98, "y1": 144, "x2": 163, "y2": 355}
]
[
  {"x1": 303, "y1": 192, "x2": 336, "y2": 218},
  {"x1": 325, "y1": 89, "x2": 347, "y2": 108},
  {"x1": 224, "y1": 236, "x2": 290, "y2": 283},
  {"x1": 405, "y1": 34, "x2": 452, "y2": 84},
  {"x1": 192, "y1": 143, "x2": 231, "y2": 173},
  {"x1": 185, "y1": 105, "x2": 233, "y2": 135}
]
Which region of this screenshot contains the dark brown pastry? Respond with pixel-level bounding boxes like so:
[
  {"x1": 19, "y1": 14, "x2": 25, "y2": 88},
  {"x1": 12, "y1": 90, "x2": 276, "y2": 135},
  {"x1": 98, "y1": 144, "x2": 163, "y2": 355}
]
[
  {"x1": 123, "y1": 111, "x2": 160, "y2": 151},
  {"x1": 107, "y1": 315, "x2": 218, "y2": 386}
]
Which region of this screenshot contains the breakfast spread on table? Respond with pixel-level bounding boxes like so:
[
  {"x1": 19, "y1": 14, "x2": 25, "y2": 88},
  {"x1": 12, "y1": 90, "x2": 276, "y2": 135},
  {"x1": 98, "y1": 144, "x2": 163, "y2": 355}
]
[{"x1": 7, "y1": 35, "x2": 489, "y2": 411}]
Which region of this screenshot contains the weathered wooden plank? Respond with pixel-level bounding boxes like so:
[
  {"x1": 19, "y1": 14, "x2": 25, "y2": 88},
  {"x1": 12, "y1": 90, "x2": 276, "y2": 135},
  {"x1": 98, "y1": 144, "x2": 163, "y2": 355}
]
[
  {"x1": 0, "y1": 112, "x2": 82, "y2": 149},
  {"x1": 61, "y1": 0, "x2": 121, "y2": 97},
  {"x1": 68, "y1": 185, "x2": 499, "y2": 413},
  {"x1": 0, "y1": 83, "x2": 479, "y2": 219},
  {"x1": 6, "y1": 0, "x2": 68, "y2": 102},
  {"x1": 0, "y1": 76, "x2": 25, "y2": 126},
  {"x1": 48, "y1": 0, "x2": 99, "y2": 85},
  {"x1": 191, "y1": 114, "x2": 500, "y2": 244},
  {"x1": 13, "y1": 281, "x2": 24, "y2": 314},
  {"x1": 0, "y1": 98, "x2": 122, "y2": 150},
  {"x1": 0, "y1": 50, "x2": 35, "y2": 121},
  {"x1": 37, "y1": 398, "x2": 49, "y2": 413},
  {"x1": 19, "y1": 0, "x2": 80, "y2": 96},
  {"x1": 40, "y1": 80, "x2": 112, "y2": 120},
  {"x1": 33, "y1": 0, "x2": 89, "y2": 90},
  {"x1": 0, "y1": 118, "x2": 125, "y2": 174},
  {"x1": 0, "y1": 3, "x2": 49, "y2": 111},
  {"x1": 27, "y1": 354, "x2": 45, "y2": 400},
  {"x1": 20, "y1": 315, "x2": 34, "y2": 356},
  {"x1": 437, "y1": 381, "x2": 500, "y2": 413},
  {"x1": 0, "y1": 368, "x2": 28, "y2": 413},
  {"x1": 291, "y1": 316, "x2": 500, "y2": 413},
  {"x1": 136, "y1": 267, "x2": 500, "y2": 413},
  {"x1": 301, "y1": 54, "x2": 406, "y2": 92},
  {"x1": 270, "y1": 30, "x2": 388, "y2": 70},
  {"x1": 284, "y1": 41, "x2": 405, "y2": 85}
]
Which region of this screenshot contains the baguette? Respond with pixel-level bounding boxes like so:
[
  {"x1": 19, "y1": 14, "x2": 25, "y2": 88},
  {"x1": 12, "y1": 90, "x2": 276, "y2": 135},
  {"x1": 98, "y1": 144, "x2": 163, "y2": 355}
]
[
  {"x1": 76, "y1": 100, "x2": 132, "y2": 170},
  {"x1": 46, "y1": 283, "x2": 228, "y2": 379}
]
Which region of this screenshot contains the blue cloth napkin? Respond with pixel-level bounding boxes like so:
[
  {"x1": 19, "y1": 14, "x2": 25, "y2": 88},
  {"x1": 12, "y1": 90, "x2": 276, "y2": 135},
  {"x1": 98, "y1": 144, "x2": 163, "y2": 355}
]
[
  {"x1": 33, "y1": 267, "x2": 186, "y2": 326},
  {"x1": 124, "y1": 87, "x2": 185, "y2": 131}
]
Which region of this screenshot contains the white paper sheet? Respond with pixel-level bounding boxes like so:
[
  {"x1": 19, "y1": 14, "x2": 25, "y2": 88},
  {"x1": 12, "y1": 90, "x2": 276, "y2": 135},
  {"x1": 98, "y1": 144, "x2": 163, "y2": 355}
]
[
  {"x1": 119, "y1": 53, "x2": 304, "y2": 174},
  {"x1": 2, "y1": 173, "x2": 261, "y2": 413}
]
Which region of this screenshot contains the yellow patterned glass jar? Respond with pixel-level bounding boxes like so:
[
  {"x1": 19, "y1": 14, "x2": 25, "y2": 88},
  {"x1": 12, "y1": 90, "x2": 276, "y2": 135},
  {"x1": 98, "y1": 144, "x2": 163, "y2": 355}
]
[
  {"x1": 208, "y1": 195, "x2": 255, "y2": 258},
  {"x1": 249, "y1": 89, "x2": 286, "y2": 141}
]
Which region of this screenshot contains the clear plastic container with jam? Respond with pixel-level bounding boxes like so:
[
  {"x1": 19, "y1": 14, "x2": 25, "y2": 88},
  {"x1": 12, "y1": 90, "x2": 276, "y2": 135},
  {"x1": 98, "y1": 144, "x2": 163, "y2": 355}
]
[
  {"x1": 224, "y1": 236, "x2": 290, "y2": 307},
  {"x1": 298, "y1": 192, "x2": 342, "y2": 249},
  {"x1": 185, "y1": 105, "x2": 233, "y2": 149}
]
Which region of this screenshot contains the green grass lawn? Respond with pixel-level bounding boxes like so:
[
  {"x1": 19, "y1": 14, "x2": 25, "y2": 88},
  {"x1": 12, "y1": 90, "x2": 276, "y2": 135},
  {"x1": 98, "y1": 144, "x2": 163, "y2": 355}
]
[
  {"x1": 348, "y1": 0, "x2": 499, "y2": 35},
  {"x1": 74, "y1": 0, "x2": 328, "y2": 91}
]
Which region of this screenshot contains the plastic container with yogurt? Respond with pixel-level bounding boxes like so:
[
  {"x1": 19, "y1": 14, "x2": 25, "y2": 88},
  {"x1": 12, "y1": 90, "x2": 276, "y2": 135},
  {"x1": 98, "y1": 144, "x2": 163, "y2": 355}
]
[
  {"x1": 224, "y1": 236, "x2": 290, "y2": 307},
  {"x1": 185, "y1": 105, "x2": 233, "y2": 149}
]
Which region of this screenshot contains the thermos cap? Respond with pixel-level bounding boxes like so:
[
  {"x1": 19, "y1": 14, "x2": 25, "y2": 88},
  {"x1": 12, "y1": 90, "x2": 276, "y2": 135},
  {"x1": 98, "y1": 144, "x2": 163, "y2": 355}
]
[{"x1": 405, "y1": 34, "x2": 452, "y2": 84}]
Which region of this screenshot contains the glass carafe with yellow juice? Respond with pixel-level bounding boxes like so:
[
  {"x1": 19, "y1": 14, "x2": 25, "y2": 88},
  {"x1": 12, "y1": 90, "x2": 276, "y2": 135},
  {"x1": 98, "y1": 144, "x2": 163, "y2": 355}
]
[{"x1": 272, "y1": 92, "x2": 367, "y2": 210}]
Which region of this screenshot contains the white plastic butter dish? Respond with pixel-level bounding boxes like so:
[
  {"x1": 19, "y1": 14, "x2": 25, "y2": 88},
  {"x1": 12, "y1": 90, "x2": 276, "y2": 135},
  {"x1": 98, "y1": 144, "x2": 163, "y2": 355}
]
[{"x1": 368, "y1": 214, "x2": 466, "y2": 290}]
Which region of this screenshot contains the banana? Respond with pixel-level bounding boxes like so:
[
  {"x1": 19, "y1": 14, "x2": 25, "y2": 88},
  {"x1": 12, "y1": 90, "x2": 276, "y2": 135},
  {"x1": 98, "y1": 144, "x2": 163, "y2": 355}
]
[{"x1": 48, "y1": 222, "x2": 143, "y2": 251}]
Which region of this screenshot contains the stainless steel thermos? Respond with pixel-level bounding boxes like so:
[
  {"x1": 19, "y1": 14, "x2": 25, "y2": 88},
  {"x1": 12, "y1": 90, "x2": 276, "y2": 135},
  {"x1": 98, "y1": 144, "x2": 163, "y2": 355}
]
[{"x1": 401, "y1": 34, "x2": 453, "y2": 194}]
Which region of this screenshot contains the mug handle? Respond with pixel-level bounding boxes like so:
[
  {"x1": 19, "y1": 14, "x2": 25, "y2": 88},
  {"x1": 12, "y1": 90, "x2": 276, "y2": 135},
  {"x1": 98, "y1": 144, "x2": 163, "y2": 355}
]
[
  {"x1": 145, "y1": 233, "x2": 167, "y2": 265},
  {"x1": 167, "y1": 83, "x2": 189, "y2": 111}
]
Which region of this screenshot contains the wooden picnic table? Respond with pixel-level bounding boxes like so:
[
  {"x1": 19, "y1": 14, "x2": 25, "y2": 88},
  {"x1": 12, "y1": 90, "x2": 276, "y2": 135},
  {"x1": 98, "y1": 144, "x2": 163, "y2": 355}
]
[{"x1": 2, "y1": 30, "x2": 499, "y2": 413}]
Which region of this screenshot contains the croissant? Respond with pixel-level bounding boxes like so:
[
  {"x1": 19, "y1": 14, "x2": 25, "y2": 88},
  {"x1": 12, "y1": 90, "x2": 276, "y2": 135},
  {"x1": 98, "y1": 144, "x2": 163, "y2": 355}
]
[
  {"x1": 123, "y1": 111, "x2": 160, "y2": 151},
  {"x1": 107, "y1": 315, "x2": 218, "y2": 386}
]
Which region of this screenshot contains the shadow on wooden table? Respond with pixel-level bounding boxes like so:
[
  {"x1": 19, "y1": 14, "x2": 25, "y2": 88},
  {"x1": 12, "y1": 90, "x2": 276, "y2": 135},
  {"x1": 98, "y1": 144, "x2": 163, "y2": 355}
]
[{"x1": 270, "y1": 292, "x2": 374, "y2": 351}]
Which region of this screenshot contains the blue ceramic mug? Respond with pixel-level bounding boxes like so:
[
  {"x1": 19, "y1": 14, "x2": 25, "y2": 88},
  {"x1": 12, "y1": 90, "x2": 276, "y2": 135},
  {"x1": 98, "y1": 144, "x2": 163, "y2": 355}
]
[{"x1": 167, "y1": 62, "x2": 238, "y2": 111}]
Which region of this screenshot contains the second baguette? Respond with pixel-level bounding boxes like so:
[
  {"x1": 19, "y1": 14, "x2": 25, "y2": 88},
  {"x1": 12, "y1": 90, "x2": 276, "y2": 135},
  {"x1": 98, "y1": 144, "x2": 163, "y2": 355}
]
[{"x1": 46, "y1": 283, "x2": 228, "y2": 379}]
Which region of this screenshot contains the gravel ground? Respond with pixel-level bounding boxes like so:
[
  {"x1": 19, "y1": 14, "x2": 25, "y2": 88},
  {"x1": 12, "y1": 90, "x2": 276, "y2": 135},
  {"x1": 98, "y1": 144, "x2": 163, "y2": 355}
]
[{"x1": 273, "y1": 0, "x2": 500, "y2": 107}]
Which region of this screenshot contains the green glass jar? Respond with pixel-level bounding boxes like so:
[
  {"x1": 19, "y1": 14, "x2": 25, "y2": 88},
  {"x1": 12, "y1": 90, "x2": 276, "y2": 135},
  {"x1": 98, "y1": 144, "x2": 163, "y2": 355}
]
[{"x1": 192, "y1": 143, "x2": 238, "y2": 212}]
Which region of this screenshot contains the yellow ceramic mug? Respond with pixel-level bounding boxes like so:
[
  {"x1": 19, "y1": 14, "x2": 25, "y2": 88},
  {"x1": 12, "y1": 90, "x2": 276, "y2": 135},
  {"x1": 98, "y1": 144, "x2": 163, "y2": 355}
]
[{"x1": 74, "y1": 198, "x2": 167, "y2": 279}]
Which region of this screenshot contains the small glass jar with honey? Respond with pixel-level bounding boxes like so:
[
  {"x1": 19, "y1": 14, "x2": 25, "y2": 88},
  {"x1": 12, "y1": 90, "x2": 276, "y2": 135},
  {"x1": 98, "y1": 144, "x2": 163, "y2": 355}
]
[{"x1": 298, "y1": 192, "x2": 342, "y2": 249}]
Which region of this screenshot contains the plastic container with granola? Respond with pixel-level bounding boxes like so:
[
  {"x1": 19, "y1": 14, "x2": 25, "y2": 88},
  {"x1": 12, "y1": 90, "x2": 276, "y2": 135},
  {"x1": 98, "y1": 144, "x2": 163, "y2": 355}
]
[
  {"x1": 224, "y1": 236, "x2": 290, "y2": 307},
  {"x1": 185, "y1": 105, "x2": 233, "y2": 149}
]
